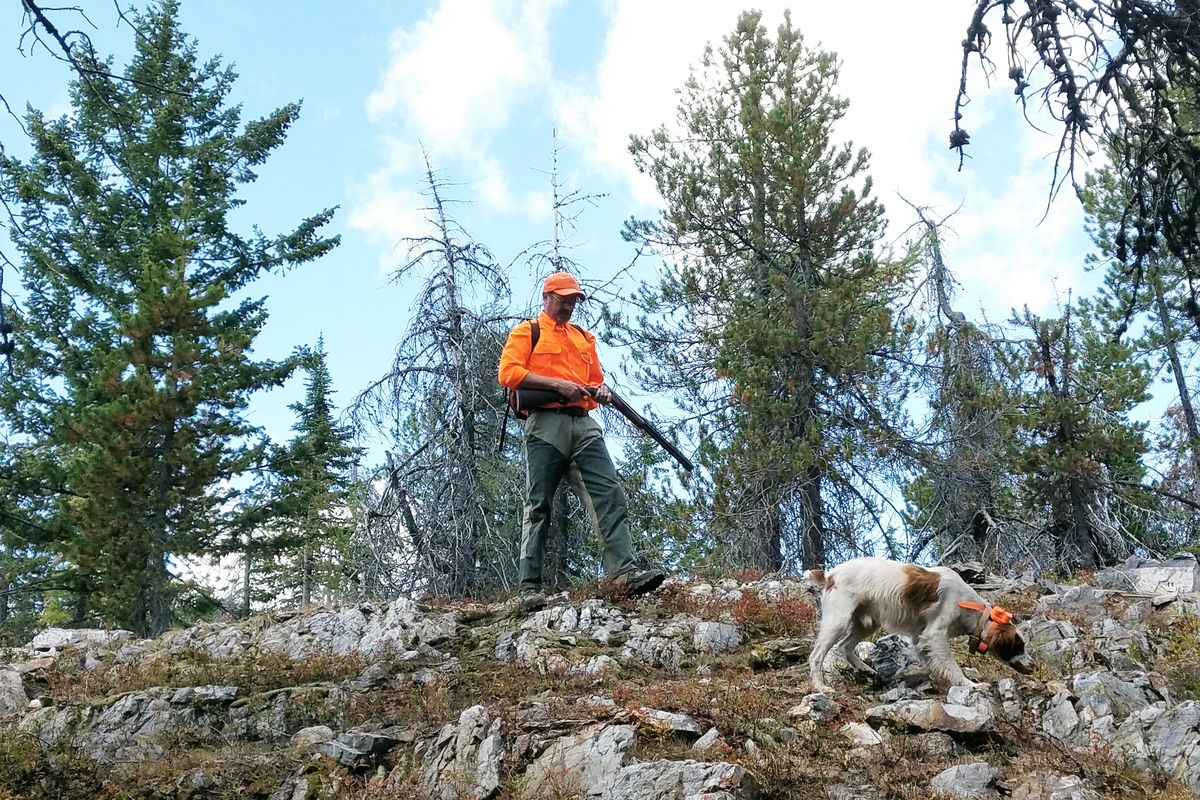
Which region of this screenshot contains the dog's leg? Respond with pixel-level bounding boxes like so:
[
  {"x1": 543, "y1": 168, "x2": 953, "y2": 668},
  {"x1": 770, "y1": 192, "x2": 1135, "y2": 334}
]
[
  {"x1": 809, "y1": 622, "x2": 846, "y2": 693},
  {"x1": 839, "y1": 618, "x2": 878, "y2": 678},
  {"x1": 809, "y1": 600, "x2": 858, "y2": 693},
  {"x1": 916, "y1": 630, "x2": 969, "y2": 687}
]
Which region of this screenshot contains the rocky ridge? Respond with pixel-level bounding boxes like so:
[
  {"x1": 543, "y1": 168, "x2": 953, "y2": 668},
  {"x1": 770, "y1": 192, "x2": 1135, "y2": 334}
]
[{"x1": 2, "y1": 556, "x2": 1200, "y2": 798}]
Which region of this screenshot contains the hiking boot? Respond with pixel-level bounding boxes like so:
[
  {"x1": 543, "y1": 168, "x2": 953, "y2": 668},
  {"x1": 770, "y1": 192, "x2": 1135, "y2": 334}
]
[
  {"x1": 518, "y1": 591, "x2": 547, "y2": 613},
  {"x1": 616, "y1": 568, "x2": 667, "y2": 597}
]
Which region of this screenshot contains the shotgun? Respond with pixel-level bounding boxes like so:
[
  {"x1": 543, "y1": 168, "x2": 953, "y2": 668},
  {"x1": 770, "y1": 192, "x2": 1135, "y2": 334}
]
[{"x1": 513, "y1": 387, "x2": 693, "y2": 472}]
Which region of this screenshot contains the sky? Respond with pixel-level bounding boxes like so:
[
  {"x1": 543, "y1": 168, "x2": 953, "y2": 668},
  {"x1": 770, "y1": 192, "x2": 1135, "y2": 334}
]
[{"x1": 1, "y1": 0, "x2": 1101, "y2": 456}]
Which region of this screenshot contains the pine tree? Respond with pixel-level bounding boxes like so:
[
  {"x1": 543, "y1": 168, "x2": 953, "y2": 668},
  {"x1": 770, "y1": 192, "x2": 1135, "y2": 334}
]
[
  {"x1": 270, "y1": 340, "x2": 360, "y2": 606},
  {"x1": 1082, "y1": 162, "x2": 1200, "y2": 543},
  {"x1": 1006, "y1": 302, "x2": 1150, "y2": 572},
  {"x1": 0, "y1": 0, "x2": 338, "y2": 635},
  {"x1": 620, "y1": 10, "x2": 916, "y2": 570}
]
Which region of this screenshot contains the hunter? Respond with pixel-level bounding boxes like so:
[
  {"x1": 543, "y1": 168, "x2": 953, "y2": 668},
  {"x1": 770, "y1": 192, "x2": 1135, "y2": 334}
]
[{"x1": 498, "y1": 271, "x2": 666, "y2": 612}]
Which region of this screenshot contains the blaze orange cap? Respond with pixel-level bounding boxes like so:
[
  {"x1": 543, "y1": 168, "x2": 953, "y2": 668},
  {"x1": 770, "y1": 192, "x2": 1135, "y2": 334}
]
[{"x1": 543, "y1": 271, "x2": 587, "y2": 299}]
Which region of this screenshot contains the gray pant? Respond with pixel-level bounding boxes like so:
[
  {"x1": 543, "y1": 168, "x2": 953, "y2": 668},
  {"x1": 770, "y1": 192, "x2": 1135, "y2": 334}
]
[{"x1": 519, "y1": 411, "x2": 637, "y2": 592}]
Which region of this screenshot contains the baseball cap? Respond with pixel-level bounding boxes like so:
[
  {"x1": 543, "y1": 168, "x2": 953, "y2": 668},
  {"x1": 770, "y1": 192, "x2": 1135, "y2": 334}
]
[{"x1": 542, "y1": 271, "x2": 587, "y2": 300}]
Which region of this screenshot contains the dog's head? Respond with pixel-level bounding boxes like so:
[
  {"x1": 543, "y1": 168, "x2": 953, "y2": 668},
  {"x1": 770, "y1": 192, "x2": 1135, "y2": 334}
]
[{"x1": 963, "y1": 603, "x2": 1035, "y2": 675}]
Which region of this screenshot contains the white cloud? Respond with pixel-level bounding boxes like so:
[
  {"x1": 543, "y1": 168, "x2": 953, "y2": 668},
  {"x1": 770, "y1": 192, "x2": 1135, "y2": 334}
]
[
  {"x1": 366, "y1": 0, "x2": 559, "y2": 156},
  {"x1": 347, "y1": 137, "x2": 430, "y2": 274},
  {"x1": 354, "y1": 0, "x2": 565, "y2": 236},
  {"x1": 557, "y1": 1, "x2": 1097, "y2": 324}
]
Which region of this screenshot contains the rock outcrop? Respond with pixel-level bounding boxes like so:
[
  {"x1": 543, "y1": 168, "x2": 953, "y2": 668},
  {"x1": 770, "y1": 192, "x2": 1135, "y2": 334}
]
[{"x1": 2, "y1": 564, "x2": 1200, "y2": 798}]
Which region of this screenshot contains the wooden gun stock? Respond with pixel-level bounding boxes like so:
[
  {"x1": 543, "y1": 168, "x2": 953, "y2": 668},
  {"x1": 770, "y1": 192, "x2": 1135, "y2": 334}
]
[{"x1": 513, "y1": 387, "x2": 694, "y2": 472}]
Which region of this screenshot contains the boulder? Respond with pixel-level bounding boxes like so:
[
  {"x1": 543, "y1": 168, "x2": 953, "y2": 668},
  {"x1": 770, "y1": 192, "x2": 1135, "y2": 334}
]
[
  {"x1": 29, "y1": 628, "x2": 135, "y2": 654},
  {"x1": 930, "y1": 762, "x2": 1004, "y2": 798},
  {"x1": 522, "y1": 724, "x2": 634, "y2": 798},
  {"x1": 1095, "y1": 553, "x2": 1200, "y2": 594},
  {"x1": 420, "y1": 705, "x2": 505, "y2": 800},
  {"x1": 605, "y1": 760, "x2": 758, "y2": 800},
  {"x1": 865, "y1": 699, "x2": 995, "y2": 737},
  {"x1": 693, "y1": 621, "x2": 744, "y2": 654},
  {"x1": 0, "y1": 670, "x2": 26, "y2": 717}
]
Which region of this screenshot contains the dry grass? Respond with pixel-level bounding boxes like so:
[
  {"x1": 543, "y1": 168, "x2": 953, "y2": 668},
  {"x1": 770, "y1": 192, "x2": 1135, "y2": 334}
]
[
  {"x1": 653, "y1": 583, "x2": 817, "y2": 638},
  {"x1": 42, "y1": 647, "x2": 371, "y2": 701}
]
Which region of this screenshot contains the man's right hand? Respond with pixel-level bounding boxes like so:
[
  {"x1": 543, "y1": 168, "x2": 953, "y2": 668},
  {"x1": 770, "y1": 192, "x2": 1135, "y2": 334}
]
[{"x1": 556, "y1": 381, "x2": 588, "y2": 402}]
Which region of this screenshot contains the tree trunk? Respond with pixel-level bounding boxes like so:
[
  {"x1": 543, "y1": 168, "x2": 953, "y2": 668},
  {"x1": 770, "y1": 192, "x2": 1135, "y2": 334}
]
[
  {"x1": 145, "y1": 423, "x2": 177, "y2": 637},
  {"x1": 301, "y1": 525, "x2": 313, "y2": 606},
  {"x1": 799, "y1": 465, "x2": 826, "y2": 569},
  {"x1": 1152, "y1": 271, "x2": 1200, "y2": 493},
  {"x1": 1065, "y1": 478, "x2": 1103, "y2": 570},
  {"x1": 242, "y1": 530, "x2": 252, "y2": 617},
  {"x1": 545, "y1": 485, "x2": 571, "y2": 591}
]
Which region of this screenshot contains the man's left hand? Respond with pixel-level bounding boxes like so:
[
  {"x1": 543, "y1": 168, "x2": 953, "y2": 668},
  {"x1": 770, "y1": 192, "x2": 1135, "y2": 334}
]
[{"x1": 594, "y1": 384, "x2": 613, "y2": 405}]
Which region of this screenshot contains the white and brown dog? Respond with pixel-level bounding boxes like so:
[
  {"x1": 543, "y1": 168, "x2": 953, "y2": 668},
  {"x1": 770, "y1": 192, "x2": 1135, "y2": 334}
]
[{"x1": 808, "y1": 557, "x2": 1033, "y2": 693}]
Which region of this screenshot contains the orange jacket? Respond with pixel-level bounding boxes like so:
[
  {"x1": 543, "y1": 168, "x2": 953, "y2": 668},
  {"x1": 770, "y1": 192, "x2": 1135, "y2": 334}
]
[{"x1": 498, "y1": 311, "x2": 603, "y2": 411}]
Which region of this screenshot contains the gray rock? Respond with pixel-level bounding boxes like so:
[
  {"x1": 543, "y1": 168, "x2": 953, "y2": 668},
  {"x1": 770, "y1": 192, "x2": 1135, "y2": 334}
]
[
  {"x1": 865, "y1": 699, "x2": 995, "y2": 736},
  {"x1": 1010, "y1": 771, "x2": 1099, "y2": 799},
  {"x1": 1072, "y1": 672, "x2": 1152, "y2": 722},
  {"x1": 605, "y1": 760, "x2": 758, "y2": 800},
  {"x1": 1041, "y1": 692, "x2": 1081, "y2": 743},
  {"x1": 258, "y1": 608, "x2": 370, "y2": 658},
  {"x1": 996, "y1": 678, "x2": 1023, "y2": 724},
  {"x1": 869, "y1": 634, "x2": 922, "y2": 684},
  {"x1": 1035, "y1": 585, "x2": 1112, "y2": 624},
  {"x1": 0, "y1": 669, "x2": 26, "y2": 717},
  {"x1": 420, "y1": 705, "x2": 505, "y2": 800},
  {"x1": 76, "y1": 691, "x2": 187, "y2": 763},
  {"x1": 930, "y1": 762, "x2": 1004, "y2": 798},
  {"x1": 1095, "y1": 553, "x2": 1200, "y2": 594},
  {"x1": 523, "y1": 723, "x2": 634, "y2": 797},
  {"x1": 693, "y1": 621, "x2": 744, "y2": 653},
  {"x1": 1146, "y1": 701, "x2": 1200, "y2": 792},
  {"x1": 788, "y1": 693, "x2": 841, "y2": 723},
  {"x1": 29, "y1": 628, "x2": 135, "y2": 654}
]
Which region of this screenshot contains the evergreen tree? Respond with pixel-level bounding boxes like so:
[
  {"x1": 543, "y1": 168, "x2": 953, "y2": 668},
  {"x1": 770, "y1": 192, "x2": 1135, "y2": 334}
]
[
  {"x1": 619, "y1": 10, "x2": 917, "y2": 570},
  {"x1": 270, "y1": 340, "x2": 360, "y2": 606},
  {"x1": 1083, "y1": 162, "x2": 1200, "y2": 541},
  {"x1": 0, "y1": 0, "x2": 337, "y2": 635},
  {"x1": 1006, "y1": 302, "x2": 1150, "y2": 572}
]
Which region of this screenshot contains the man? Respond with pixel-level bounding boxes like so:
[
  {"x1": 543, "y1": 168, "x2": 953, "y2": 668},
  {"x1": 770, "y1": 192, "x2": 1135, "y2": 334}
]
[{"x1": 499, "y1": 271, "x2": 666, "y2": 612}]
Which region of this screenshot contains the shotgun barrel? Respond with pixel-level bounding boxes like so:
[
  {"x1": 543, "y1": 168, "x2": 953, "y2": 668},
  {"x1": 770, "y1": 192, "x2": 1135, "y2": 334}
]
[{"x1": 513, "y1": 387, "x2": 693, "y2": 472}]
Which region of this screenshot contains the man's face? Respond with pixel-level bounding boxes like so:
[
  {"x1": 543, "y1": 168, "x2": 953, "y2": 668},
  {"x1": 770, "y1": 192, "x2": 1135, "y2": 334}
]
[{"x1": 543, "y1": 292, "x2": 580, "y2": 324}]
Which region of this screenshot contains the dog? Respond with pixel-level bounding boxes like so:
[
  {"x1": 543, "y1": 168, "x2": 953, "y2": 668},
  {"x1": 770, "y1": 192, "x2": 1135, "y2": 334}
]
[{"x1": 808, "y1": 557, "x2": 1033, "y2": 694}]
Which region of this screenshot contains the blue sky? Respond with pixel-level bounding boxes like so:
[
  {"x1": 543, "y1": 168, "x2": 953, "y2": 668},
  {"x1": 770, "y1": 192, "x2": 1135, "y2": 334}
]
[{"x1": 2, "y1": 1, "x2": 1099, "y2": 455}]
